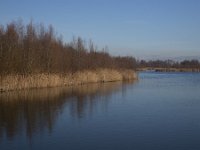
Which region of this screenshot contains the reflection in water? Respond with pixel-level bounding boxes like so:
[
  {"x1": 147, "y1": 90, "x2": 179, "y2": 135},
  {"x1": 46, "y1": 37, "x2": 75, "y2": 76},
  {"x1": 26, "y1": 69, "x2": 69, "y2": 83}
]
[{"x1": 0, "y1": 81, "x2": 134, "y2": 141}]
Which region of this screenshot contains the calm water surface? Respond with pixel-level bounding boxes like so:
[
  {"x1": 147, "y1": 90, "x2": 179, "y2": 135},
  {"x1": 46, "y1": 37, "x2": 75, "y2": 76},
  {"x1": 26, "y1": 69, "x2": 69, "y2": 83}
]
[{"x1": 1, "y1": 72, "x2": 200, "y2": 150}]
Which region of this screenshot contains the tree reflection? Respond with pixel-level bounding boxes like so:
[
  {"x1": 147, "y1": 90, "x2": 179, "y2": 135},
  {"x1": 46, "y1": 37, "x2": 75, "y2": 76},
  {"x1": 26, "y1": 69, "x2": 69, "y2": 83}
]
[{"x1": 0, "y1": 81, "x2": 135, "y2": 141}]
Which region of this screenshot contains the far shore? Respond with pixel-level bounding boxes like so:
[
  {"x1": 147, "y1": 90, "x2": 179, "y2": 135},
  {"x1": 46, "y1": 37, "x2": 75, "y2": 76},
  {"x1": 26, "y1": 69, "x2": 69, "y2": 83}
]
[
  {"x1": 137, "y1": 67, "x2": 200, "y2": 72},
  {"x1": 0, "y1": 69, "x2": 137, "y2": 92}
]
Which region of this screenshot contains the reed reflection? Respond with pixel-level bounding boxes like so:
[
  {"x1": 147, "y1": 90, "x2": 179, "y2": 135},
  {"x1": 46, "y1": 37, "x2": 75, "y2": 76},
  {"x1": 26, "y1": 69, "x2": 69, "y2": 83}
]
[{"x1": 0, "y1": 81, "x2": 135, "y2": 141}]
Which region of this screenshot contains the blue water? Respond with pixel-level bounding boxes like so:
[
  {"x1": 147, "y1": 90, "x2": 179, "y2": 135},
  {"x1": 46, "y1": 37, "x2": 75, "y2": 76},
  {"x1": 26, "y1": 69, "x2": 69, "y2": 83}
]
[{"x1": 1, "y1": 72, "x2": 200, "y2": 150}]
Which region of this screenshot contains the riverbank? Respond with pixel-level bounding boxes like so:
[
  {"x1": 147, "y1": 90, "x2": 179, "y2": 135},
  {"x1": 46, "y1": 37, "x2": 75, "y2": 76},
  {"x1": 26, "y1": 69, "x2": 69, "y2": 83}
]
[
  {"x1": 0, "y1": 69, "x2": 137, "y2": 92},
  {"x1": 137, "y1": 67, "x2": 200, "y2": 72}
]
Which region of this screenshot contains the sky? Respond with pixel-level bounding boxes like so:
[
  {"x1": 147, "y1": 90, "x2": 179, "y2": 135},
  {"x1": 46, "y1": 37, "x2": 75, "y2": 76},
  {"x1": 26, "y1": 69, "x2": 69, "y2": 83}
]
[{"x1": 0, "y1": 0, "x2": 200, "y2": 59}]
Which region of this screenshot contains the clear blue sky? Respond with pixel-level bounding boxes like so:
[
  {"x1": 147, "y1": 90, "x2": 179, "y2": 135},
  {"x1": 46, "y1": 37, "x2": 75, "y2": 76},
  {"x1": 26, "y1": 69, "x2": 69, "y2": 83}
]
[{"x1": 1, "y1": 0, "x2": 200, "y2": 59}]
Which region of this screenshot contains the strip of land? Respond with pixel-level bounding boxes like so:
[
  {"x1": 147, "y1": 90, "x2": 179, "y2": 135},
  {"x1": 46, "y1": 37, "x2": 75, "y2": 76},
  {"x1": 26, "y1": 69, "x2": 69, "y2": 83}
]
[{"x1": 137, "y1": 67, "x2": 200, "y2": 72}]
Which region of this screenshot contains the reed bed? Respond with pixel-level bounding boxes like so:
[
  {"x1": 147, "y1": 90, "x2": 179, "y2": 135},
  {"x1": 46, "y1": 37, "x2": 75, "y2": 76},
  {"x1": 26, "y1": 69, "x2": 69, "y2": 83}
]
[{"x1": 0, "y1": 69, "x2": 137, "y2": 92}]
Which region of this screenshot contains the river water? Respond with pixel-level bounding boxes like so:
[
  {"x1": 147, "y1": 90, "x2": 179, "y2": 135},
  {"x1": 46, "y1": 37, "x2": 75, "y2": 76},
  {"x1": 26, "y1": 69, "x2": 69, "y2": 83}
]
[{"x1": 0, "y1": 72, "x2": 200, "y2": 150}]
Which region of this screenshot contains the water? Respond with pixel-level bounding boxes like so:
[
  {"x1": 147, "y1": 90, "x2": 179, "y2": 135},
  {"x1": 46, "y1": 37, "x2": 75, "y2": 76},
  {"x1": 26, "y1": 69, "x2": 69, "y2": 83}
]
[{"x1": 1, "y1": 72, "x2": 200, "y2": 150}]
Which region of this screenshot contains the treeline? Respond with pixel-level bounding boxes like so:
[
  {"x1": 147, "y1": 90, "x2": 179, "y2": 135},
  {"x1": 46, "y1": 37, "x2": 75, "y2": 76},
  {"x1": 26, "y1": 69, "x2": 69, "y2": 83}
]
[
  {"x1": 0, "y1": 20, "x2": 136, "y2": 76},
  {"x1": 138, "y1": 59, "x2": 200, "y2": 68}
]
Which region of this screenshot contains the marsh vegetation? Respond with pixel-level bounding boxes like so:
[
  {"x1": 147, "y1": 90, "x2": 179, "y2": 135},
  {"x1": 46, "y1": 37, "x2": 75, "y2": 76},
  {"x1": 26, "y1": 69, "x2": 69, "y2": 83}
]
[{"x1": 0, "y1": 20, "x2": 137, "y2": 91}]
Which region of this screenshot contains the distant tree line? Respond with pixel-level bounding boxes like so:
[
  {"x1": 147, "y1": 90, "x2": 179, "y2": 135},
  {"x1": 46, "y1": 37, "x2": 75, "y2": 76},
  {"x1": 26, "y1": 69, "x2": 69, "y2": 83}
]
[
  {"x1": 0, "y1": 20, "x2": 136, "y2": 76},
  {"x1": 138, "y1": 59, "x2": 200, "y2": 69}
]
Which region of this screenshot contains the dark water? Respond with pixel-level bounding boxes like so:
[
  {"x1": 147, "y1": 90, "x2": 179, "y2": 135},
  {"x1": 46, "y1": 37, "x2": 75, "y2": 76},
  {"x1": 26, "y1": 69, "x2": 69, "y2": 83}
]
[{"x1": 1, "y1": 72, "x2": 200, "y2": 150}]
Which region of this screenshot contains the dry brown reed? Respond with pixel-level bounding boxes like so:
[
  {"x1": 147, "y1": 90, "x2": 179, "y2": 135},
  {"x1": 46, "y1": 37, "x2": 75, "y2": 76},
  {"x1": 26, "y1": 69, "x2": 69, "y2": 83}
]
[{"x1": 0, "y1": 69, "x2": 137, "y2": 92}]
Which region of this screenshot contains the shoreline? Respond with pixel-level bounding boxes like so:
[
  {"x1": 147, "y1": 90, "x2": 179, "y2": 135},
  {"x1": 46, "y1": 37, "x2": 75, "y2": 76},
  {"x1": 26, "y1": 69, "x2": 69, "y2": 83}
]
[
  {"x1": 137, "y1": 67, "x2": 200, "y2": 72},
  {"x1": 0, "y1": 69, "x2": 137, "y2": 92}
]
